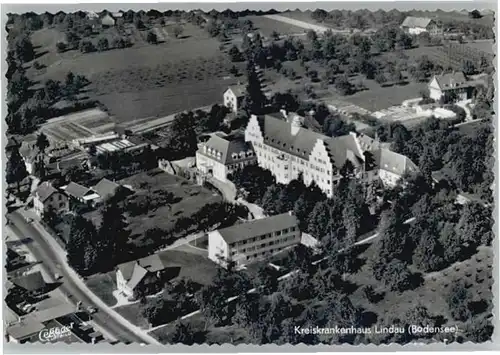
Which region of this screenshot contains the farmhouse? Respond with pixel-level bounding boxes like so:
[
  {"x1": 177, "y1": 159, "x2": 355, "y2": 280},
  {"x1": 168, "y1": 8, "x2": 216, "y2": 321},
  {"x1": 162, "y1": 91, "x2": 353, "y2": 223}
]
[
  {"x1": 100, "y1": 13, "x2": 116, "y2": 27},
  {"x1": 366, "y1": 149, "x2": 419, "y2": 187},
  {"x1": 223, "y1": 84, "x2": 246, "y2": 112},
  {"x1": 91, "y1": 178, "x2": 120, "y2": 202},
  {"x1": 116, "y1": 252, "x2": 180, "y2": 299},
  {"x1": 61, "y1": 182, "x2": 100, "y2": 205},
  {"x1": 428, "y1": 72, "x2": 475, "y2": 102},
  {"x1": 208, "y1": 211, "x2": 301, "y2": 267},
  {"x1": 400, "y1": 16, "x2": 443, "y2": 36},
  {"x1": 33, "y1": 182, "x2": 70, "y2": 218},
  {"x1": 196, "y1": 132, "x2": 256, "y2": 183}
]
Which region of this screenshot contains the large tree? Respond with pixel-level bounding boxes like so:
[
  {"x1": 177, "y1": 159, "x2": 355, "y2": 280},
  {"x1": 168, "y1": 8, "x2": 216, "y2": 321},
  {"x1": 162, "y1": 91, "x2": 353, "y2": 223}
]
[
  {"x1": 242, "y1": 60, "x2": 266, "y2": 114},
  {"x1": 6, "y1": 146, "x2": 28, "y2": 193}
]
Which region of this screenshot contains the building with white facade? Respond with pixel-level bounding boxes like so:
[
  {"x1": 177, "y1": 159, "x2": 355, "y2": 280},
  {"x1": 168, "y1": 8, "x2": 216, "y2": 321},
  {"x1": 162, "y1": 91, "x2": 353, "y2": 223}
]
[
  {"x1": 208, "y1": 211, "x2": 300, "y2": 267},
  {"x1": 223, "y1": 84, "x2": 246, "y2": 112},
  {"x1": 245, "y1": 112, "x2": 369, "y2": 197},
  {"x1": 400, "y1": 16, "x2": 443, "y2": 36},
  {"x1": 196, "y1": 132, "x2": 256, "y2": 183},
  {"x1": 428, "y1": 72, "x2": 475, "y2": 102},
  {"x1": 365, "y1": 149, "x2": 419, "y2": 187},
  {"x1": 244, "y1": 111, "x2": 418, "y2": 196},
  {"x1": 33, "y1": 182, "x2": 70, "y2": 218}
]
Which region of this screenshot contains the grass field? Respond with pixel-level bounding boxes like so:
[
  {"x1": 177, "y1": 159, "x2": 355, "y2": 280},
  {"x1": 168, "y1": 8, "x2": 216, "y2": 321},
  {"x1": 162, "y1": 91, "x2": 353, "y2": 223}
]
[
  {"x1": 344, "y1": 79, "x2": 426, "y2": 112},
  {"x1": 241, "y1": 15, "x2": 307, "y2": 37},
  {"x1": 119, "y1": 170, "x2": 222, "y2": 240},
  {"x1": 114, "y1": 303, "x2": 150, "y2": 329},
  {"x1": 463, "y1": 40, "x2": 495, "y2": 55},
  {"x1": 28, "y1": 24, "x2": 242, "y2": 121},
  {"x1": 85, "y1": 271, "x2": 118, "y2": 307}
]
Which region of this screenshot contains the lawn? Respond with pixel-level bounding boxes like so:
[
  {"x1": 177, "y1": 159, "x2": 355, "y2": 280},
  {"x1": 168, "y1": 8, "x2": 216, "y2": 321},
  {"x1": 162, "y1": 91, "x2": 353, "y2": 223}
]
[
  {"x1": 149, "y1": 312, "x2": 252, "y2": 345},
  {"x1": 241, "y1": 15, "x2": 307, "y2": 37},
  {"x1": 119, "y1": 169, "x2": 222, "y2": 240},
  {"x1": 114, "y1": 303, "x2": 150, "y2": 329},
  {"x1": 85, "y1": 271, "x2": 118, "y2": 307},
  {"x1": 344, "y1": 80, "x2": 426, "y2": 112},
  {"x1": 28, "y1": 24, "x2": 241, "y2": 121},
  {"x1": 154, "y1": 250, "x2": 219, "y2": 286}
]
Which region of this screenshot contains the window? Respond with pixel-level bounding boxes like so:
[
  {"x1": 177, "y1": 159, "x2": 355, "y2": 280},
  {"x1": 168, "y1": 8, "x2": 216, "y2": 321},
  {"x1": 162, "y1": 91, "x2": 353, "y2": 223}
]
[
  {"x1": 290, "y1": 226, "x2": 296, "y2": 232},
  {"x1": 275, "y1": 230, "x2": 282, "y2": 236},
  {"x1": 282, "y1": 228, "x2": 288, "y2": 234}
]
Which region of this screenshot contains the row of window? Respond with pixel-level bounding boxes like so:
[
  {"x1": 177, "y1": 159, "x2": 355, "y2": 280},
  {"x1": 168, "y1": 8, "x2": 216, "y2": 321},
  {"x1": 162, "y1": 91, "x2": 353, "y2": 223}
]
[
  {"x1": 233, "y1": 244, "x2": 290, "y2": 260},
  {"x1": 230, "y1": 227, "x2": 297, "y2": 248}
]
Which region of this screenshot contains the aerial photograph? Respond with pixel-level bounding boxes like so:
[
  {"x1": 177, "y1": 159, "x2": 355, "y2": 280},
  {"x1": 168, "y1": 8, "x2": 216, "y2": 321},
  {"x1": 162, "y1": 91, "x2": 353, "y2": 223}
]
[{"x1": 3, "y1": 3, "x2": 495, "y2": 348}]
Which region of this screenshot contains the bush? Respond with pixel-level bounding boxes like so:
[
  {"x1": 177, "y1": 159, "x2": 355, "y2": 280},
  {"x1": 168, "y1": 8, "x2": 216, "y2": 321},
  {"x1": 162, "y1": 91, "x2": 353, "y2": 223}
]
[{"x1": 56, "y1": 41, "x2": 67, "y2": 52}]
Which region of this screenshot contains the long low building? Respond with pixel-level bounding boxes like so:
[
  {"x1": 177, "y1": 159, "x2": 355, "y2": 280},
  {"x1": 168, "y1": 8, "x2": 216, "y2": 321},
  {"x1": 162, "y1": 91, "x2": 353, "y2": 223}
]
[{"x1": 208, "y1": 211, "x2": 301, "y2": 267}]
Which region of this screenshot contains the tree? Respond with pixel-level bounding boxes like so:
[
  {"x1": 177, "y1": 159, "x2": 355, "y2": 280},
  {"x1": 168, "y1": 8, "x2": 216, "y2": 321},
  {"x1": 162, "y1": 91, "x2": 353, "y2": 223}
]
[
  {"x1": 334, "y1": 75, "x2": 354, "y2": 95},
  {"x1": 380, "y1": 258, "x2": 417, "y2": 292},
  {"x1": 462, "y1": 59, "x2": 476, "y2": 75},
  {"x1": 79, "y1": 40, "x2": 94, "y2": 53},
  {"x1": 271, "y1": 30, "x2": 280, "y2": 41},
  {"x1": 256, "y1": 265, "x2": 279, "y2": 294},
  {"x1": 15, "y1": 35, "x2": 35, "y2": 62},
  {"x1": 67, "y1": 215, "x2": 96, "y2": 274},
  {"x1": 242, "y1": 61, "x2": 266, "y2": 114},
  {"x1": 228, "y1": 45, "x2": 243, "y2": 62},
  {"x1": 147, "y1": 31, "x2": 158, "y2": 44},
  {"x1": 412, "y1": 227, "x2": 444, "y2": 272},
  {"x1": 446, "y1": 281, "x2": 471, "y2": 321},
  {"x1": 97, "y1": 203, "x2": 130, "y2": 268},
  {"x1": 468, "y1": 10, "x2": 483, "y2": 19},
  {"x1": 56, "y1": 41, "x2": 67, "y2": 52},
  {"x1": 35, "y1": 132, "x2": 50, "y2": 153},
  {"x1": 173, "y1": 24, "x2": 184, "y2": 38},
  {"x1": 97, "y1": 37, "x2": 109, "y2": 51},
  {"x1": 6, "y1": 146, "x2": 28, "y2": 194},
  {"x1": 171, "y1": 320, "x2": 195, "y2": 345}
]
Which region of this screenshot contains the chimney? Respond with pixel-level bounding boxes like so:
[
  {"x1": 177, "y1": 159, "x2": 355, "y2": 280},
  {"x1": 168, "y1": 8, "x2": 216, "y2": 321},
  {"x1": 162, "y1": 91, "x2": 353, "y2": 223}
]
[{"x1": 280, "y1": 109, "x2": 287, "y2": 119}]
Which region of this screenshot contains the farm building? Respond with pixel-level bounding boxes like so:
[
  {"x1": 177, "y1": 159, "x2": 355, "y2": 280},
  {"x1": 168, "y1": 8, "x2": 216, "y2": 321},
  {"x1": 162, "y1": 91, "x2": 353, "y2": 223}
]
[
  {"x1": 428, "y1": 72, "x2": 475, "y2": 102},
  {"x1": 223, "y1": 84, "x2": 246, "y2": 112},
  {"x1": 116, "y1": 252, "x2": 180, "y2": 299},
  {"x1": 33, "y1": 182, "x2": 70, "y2": 218},
  {"x1": 100, "y1": 13, "x2": 116, "y2": 27},
  {"x1": 400, "y1": 16, "x2": 443, "y2": 36}
]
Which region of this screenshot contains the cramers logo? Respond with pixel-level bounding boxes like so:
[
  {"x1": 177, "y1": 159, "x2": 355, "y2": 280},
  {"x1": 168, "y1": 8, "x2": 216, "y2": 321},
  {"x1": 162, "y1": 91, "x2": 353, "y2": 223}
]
[{"x1": 38, "y1": 323, "x2": 74, "y2": 342}]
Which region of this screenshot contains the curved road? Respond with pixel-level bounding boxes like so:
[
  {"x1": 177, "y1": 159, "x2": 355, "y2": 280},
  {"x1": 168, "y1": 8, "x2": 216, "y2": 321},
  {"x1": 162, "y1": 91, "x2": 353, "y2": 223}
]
[{"x1": 7, "y1": 210, "x2": 154, "y2": 345}]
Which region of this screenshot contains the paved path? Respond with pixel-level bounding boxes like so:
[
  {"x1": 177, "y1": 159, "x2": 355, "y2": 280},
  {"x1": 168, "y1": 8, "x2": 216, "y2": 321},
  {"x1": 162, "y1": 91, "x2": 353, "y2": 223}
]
[{"x1": 8, "y1": 210, "x2": 162, "y2": 346}]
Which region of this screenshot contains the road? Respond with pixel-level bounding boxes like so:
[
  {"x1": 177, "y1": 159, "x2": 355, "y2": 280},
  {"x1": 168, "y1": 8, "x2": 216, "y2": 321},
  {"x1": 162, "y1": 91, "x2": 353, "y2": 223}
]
[{"x1": 7, "y1": 210, "x2": 161, "y2": 345}]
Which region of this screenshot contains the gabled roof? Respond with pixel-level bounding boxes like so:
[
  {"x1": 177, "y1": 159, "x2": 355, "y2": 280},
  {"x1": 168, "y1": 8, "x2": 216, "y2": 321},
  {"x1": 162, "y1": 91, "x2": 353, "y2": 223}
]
[
  {"x1": 198, "y1": 133, "x2": 254, "y2": 165},
  {"x1": 34, "y1": 182, "x2": 59, "y2": 202},
  {"x1": 216, "y1": 212, "x2": 299, "y2": 245},
  {"x1": 432, "y1": 72, "x2": 472, "y2": 90},
  {"x1": 373, "y1": 148, "x2": 418, "y2": 176},
  {"x1": 117, "y1": 251, "x2": 173, "y2": 290},
  {"x1": 11, "y1": 271, "x2": 47, "y2": 292},
  {"x1": 126, "y1": 265, "x2": 149, "y2": 290},
  {"x1": 92, "y1": 178, "x2": 119, "y2": 198},
  {"x1": 63, "y1": 182, "x2": 91, "y2": 199},
  {"x1": 226, "y1": 84, "x2": 246, "y2": 98},
  {"x1": 401, "y1": 16, "x2": 434, "y2": 28},
  {"x1": 252, "y1": 114, "x2": 364, "y2": 169}
]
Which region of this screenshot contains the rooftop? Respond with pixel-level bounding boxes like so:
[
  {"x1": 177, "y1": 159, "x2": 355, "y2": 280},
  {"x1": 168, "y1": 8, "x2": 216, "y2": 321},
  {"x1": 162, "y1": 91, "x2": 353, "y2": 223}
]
[
  {"x1": 226, "y1": 84, "x2": 246, "y2": 98},
  {"x1": 198, "y1": 133, "x2": 254, "y2": 165},
  {"x1": 216, "y1": 212, "x2": 299, "y2": 244},
  {"x1": 11, "y1": 271, "x2": 47, "y2": 292},
  {"x1": 33, "y1": 182, "x2": 59, "y2": 202},
  {"x1": 92, "y1": 178, "x2": 119, "y2": 199},
  {"x1": 372, "y1": 148, "x2": 418, "y2": 176},
  {"x1": 401, "y1": 16, "x2": 434, "y2": 28},
  {"x1": 432, "y1": 72, "x2": 472, "y2": 90}
]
